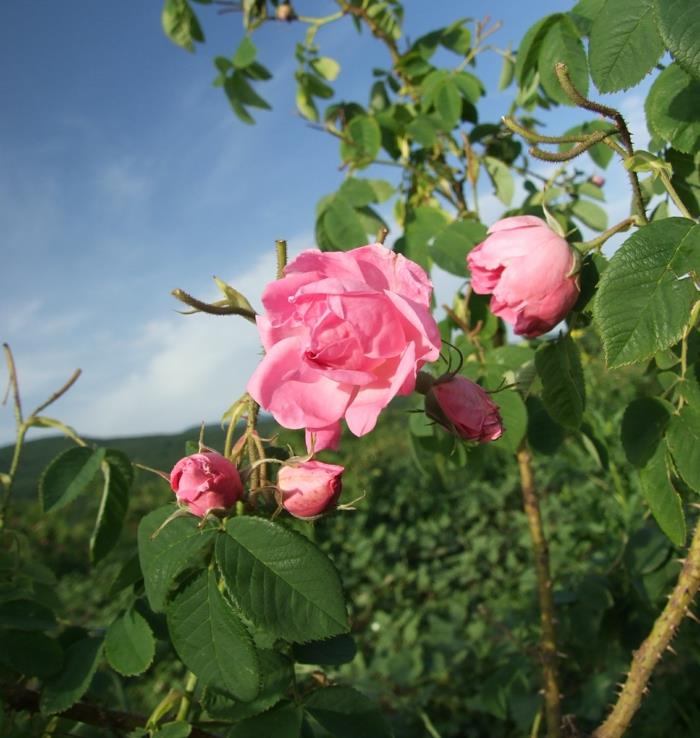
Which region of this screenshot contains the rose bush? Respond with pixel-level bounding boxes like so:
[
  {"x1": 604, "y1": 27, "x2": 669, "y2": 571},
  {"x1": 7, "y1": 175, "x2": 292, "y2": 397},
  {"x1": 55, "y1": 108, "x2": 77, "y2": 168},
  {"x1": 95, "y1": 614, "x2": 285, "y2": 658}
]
[
  {"x1": 277, "y1": 459, "x2": 344, "y2": 519},
  {"x1": 425, "y1": 374, "x2": 504, "y2": 443},
  {"x1": 467, "y1": 215, "x2": 580, "y2": 338},
  {"x1": 169, "y1": 451, "x2": 243, "y2": 516},
  {"x1": 248, "y1": 244, "x2": 441, "y2": 450}
]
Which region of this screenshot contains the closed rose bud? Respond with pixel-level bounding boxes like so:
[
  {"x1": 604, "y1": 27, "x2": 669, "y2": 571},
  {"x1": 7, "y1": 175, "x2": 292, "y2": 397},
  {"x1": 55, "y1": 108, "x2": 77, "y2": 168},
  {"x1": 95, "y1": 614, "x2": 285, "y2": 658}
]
[
  {"x1": 425, "y1": 375, "x2": 504, "y2": 443},
  {"x1": 589, "y1": 174, "x2": 605, "y2": 188},
  {"x1": 467, "y1": 216, "x2": 580, "y2": 338},
  {"x1": 170, "y1": 452, "x2": 243, "y2": 517},
  {"x1": 277, "y1": 460, "x2": 343, "y2": 519}
]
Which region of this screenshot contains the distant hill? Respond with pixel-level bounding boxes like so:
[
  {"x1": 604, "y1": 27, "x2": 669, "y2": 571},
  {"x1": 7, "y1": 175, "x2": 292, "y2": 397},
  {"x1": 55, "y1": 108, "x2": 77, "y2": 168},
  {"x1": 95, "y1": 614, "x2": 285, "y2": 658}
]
[{"x1": 0, "y1": 420, "x2": 275, "y2": 502}]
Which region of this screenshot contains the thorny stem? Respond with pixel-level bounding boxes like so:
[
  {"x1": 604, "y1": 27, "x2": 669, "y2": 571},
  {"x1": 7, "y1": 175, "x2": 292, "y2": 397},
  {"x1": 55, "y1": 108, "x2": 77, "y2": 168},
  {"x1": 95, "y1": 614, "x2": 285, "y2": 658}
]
[
  {"x1": 554, "y1": 63, "x2": 648, "y2": 224},
  {"x1": 502, "y1": 116, "x2": 617, "y2": 145},
  {"x1": 574, "y1": 217, "x2": 637, "y2": 254},
  {"x1": 517, "y1": 447, "x2": 561, "y2": 738},
  {"x1": 529, "y1": 131, "x2": 616, "y2": 163},
  {"x1": 592, "y1": 518, "x2": 700, "y2": 738},
  {"x1": 30, "y1": 369, "x2": 81, "y2": 417}
]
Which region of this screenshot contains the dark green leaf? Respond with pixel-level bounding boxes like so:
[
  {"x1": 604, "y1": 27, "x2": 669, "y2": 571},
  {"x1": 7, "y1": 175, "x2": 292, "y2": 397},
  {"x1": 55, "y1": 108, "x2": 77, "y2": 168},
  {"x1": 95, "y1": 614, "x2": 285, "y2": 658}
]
[
  {"x1": 340, "y1": 116, "x2": 381, "y2": 168},
  {"x1": 323, "y1": 197, "x2": 368, "y2": 251},
  {"x1": 137, "y1": 505, "x2": 216, "y2": 612},
  {"x1": 668, "y1": 149, "x2": 700, "y2": 218},
  {"x1": 430, "y1": 220, "x2": 486, "y2": 276},
  {"x1": 338, "y1": 179, "x2": 376, "y2": 208},
  {"x1": 639, "y1": 444, "x2": 686, "y2": 546},
  {"x1": 167, "y1": 570, "x2": 259, "y2": 701},
  {"x1": 229, "y1": 702, "x2": 303, "y2": 738},
  {"x1": 226, "y1": 71, "x2": 271, "y2": 110},
  {"x1": 105, "y1": 608, "x2": 156, "y2": 676},
  {"x1": 40, "y1": 637, "x2": 103, "y2": 715},
  {"x1": 304, "y1": 686, "x2": 392, "y2": 738},
  {"x1": 0, "y1": 599, "x2": 56, "y2": 631},
  {"x1": 645, "y1": 63, "x2": 700, "y2": 154},
  {"x1": 571, "y1": 0, "x2": 606, "y2": 36},
  {"x1": 406, "y1": 116, "x2": 439, "y2": 147},
  {"x1": 0, "y1": 630, "x2": 63, "y2": 678},
  {"x1": 589, "y1": 0, "x2": 664, "y2": 92},
  {"x1": 162, "y1": 0, "x2": 204, "y2": 52},
  {"x1": 654, "y1": 0, "x2": 700, "y2": 80},
  {"x1": 667, "y1": 404, "x2": 700, "y2": 491},
  {"x1": 526, "y1": 396, "x2": 565, "y2": 455},
  {"x1": 40, "y1": 447, "x2": 105, "y2": 513},
  {"x1": 535, "y1": 336, "x2": 586, "y2": 430},
  {"x1": 216, "y1": 517, "x2": 348, "y2": 643},
  {"x1": 621, "y1": 397, "x2": 671, "y2": 467},
  {"x1": 483, "y1": 157, "x2": 514, "y2": 206},
  {"x1": 538, "y1": 16, "x2": 589, "y2": 104},
  {"x1": 154, "y1": 722, "x2": 191, "y2": 738},
  {"x1": 594, "y1": 218, "x2": 700, "y2": 367},
  {"x1": 90, "y1": 450, "x2": 133, "y2": 565},
  {"x1": 434, "y1": 78, "x2": 461, "y2": 130},
  {"x1": 293, "y1": 634, "x2": 357, "y2": 666},
  {"x1": 514, "y1": 15, "x2": 563, "y2": 85}
]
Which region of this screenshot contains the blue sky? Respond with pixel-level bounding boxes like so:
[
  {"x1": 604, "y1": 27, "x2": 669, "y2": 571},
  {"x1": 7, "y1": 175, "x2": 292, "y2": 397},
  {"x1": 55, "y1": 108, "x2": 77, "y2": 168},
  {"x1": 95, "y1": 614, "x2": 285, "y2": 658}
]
[{"x1": 0, "y1": 1, "x2": 652, "y2": 444}]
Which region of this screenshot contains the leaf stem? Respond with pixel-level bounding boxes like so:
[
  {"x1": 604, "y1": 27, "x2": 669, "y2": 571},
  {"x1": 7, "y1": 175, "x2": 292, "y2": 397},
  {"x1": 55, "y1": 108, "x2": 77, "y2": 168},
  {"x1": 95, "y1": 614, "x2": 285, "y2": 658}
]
[
  {"x1": 592, "y1": 517, "x2": 700, "y2": 738},
  {"x1": 517, "y1": 447, "x2": 561, "y2": 738},
  {"x1": 657, "y1": 170, "x2": 693, "y2": 220},
  {"x1": 574, "y1": 217, "x2": 637, "y2": 254},
  {"x1": 176, "y1": 671, "x2": 198, "y2": 722},
  {"x1": 171, "y1": 288, "x2": 257, "y2": 321}
]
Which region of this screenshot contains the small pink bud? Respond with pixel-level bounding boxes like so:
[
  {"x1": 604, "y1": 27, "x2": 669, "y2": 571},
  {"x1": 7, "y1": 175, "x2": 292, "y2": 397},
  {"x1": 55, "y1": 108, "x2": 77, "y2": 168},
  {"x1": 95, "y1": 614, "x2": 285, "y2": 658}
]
[
  {"x1": 170, "y1": 452, "x2": 243, "y2": 517},
  {"x1": 277, "y1": 460, "x2": 343, "y2": 519},
  {"x1": 425, "y1": 375, "x2": 503, "y2": 443},
  {"x1": 589, "y1": 174, "x2": 605, "y2": 187}
]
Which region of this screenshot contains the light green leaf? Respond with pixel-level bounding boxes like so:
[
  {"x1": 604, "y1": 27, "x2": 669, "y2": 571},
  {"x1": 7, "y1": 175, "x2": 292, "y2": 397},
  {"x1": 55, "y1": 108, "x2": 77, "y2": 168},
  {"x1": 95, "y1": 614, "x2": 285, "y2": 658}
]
[
  {"x1": 233, "y1": 36, "x2": 257, "y2": 69},
  {"x1": 304, "y1": 686, "x2": 392, "y2": 738},
  {"x1": 621, "y1": 397, "x2": 671, "y2": 467},
  {"x1": 137, "y1": 505, "x2": 216, "y2": 612},
  {"x1": 667, "y1": 404, "x2": 700, "y2": 491},
  {"x1": 40, "y1": 637, "x2": 104, "y2": 715},
  {"x1": 538, "y1": 16, "x2": 589, "y2": 104},
  {"x1": 571, "y1": 199, "x2": 608, "y2": 231},
  {"x1": 338, "y1": 179, "x2": 376, "y2": 208},
  {"x1": 498, "y1": 54, "x2": 514, "y2": 90},
  {"x1": 105, "y1": 608, "x2": 156, "y2": 677},
  {"x1": 90, "y1": 450, "x2": 133, "y2": 565},
  {"x1": 654, "y1": 0, "x2": 700, "y2": 80},
  {"x1": 311, "y1": 56, "x2": 340, "y2": 81},
  {"x1": 40, "y1": 447, "x2": 105, "y2": 513},
  {"x1": 215, "y1": 516, "x2": 348, "y2": 643},
  {"x1": 594, "y1": 219, "x2": 700, "y2": 367},
  {"x1": 323, "y1": 196, "x2": 368, "y2": 251},
  {"x1": 406, "y1": 116, "x2": 439, "y2": 148},
  {"x1": 571, "y1": 0, "x2": 606, "y2": 36},
  {"x1": 483, "y1": 157, "x2": 514, "y2": 206},
  {"x1": 162, "y1": 0, "x2": 204, "y2": 52},
  {"x1": 167, "y1": 569, "x2": 260, "y2": 701},
  {"x1": 535, "y1": 336, "x2": 586, "y2": 430},
  {"x1": 646, "y1": 63, "x2": 700, "y2": 154},
  {"x1": 639, "y1": 444, "x2": 686, "y2": 546},
  {"x1": 340, "y1": 116, "x2": 381, "y2": 168},
  {"x1": 430, "y1": 220, "x2": 487, "y2": 276},
  {"x1": 589, "y1": 0, "x2": 664, "y2": 92},
  {"x1": 368, "y1": 179, "x2": 394, "y2": 203}
]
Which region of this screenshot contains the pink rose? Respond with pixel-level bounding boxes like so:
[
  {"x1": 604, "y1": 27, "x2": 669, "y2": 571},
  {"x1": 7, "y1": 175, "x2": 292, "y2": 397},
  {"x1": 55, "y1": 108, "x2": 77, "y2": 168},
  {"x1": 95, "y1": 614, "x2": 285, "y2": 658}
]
[
  {"x1": 467, "y1": 216, "x2": 580, "y2": 338},
  {"x1": 277, "y1": 460, "x2": 343, "y2": 519},
  {"x1": 425, "y1": 375, "x2": 504, "y2": 442},
  {"x1": 247, "y1": 244, "x2": 441, "y2": 450},
  {"x1": 170, "y1": 452, "x2": 243, "y2": 517}
]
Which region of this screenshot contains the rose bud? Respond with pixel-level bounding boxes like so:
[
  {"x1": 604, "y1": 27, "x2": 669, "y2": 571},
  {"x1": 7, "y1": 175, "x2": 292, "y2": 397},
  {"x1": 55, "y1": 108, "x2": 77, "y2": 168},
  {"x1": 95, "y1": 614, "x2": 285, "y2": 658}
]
[
  {"x1": 170, "y1": 452, "x2": 243, "y2": 517},
  {"x1": 425, "y1": 374, "x2": 504, "y2": 443},
  {"x1": 467, "y1": 216, "x2": 580, "y2": 338},
  {"x1": 277, "y1": 460, "x2": 343, "y2": 519},
  {"x1": 589, "y1": 174, "x2": 605, "y2": 188}
]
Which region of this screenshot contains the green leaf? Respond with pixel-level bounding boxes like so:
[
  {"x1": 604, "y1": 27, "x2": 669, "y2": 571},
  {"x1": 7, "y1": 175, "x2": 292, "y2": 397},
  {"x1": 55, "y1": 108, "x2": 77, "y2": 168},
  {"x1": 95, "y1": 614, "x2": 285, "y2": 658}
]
[
  {"x1": 441, "y1": 22, "x2": 471, "y2": 55},
  {"x1": 233, "y1": 36, "x2": 257, "y2": 69},
  {"x1": 340, "y1": 116, "x2": 381, "y2": 168},
  {"x1": 434, "y1": 78, "x2": 461, "y2": 130},
  {"x1": 338, "y1": 179, "x2": 376, "y2": 208},
  {"x1": 323, "y1": 197, "x2": 368, "y2": 251},
  {"x1": 311, "y1": 56, "x2": 340, "y2": 81},
  {"x1": 167, "y1": 570, "x2": 260, "y2": 701},
  {"x1": 430, "y1": 220, "x2": 486, "y2": 276},
  {"x1": 105, "y1": 608, "x2": 156, "y2": 676},
  {"x1": 229, "y1": 702, "x2": 303, "y2": 738},
  {"x1": 594, "y1": 218, "x2": 700, "y2": 367},
  {"x1": 90, "y1": 450, "x2": 133, "y2": 565},
  {"x1": 154, "y1": 722, "x2": 191, "y2": 738},
  {"x1": 526, "y1": 396, "x2": 566, "y2": 455},
  {"x1": 571, "y1": 200, "x2": 608, "y2": 231},
  {"x1": 293, "y1": 634, "x2": 357, "y2": 665},
  {"x1": 108, "y1": 553, "x2": 142, "y2": 598},
  {"x1": 621, "y1": 397, "x2": 671, "y2": 467},
  {"x1": 138, "y1": 505, "x2": 216, "y2": 612},
  {"x1": 162, "y1": 0, "x2": 204, "y2": 52},
  {"x1": 667, "y1": 404, "x2": 700, "y2": 491},
  {"x1": 538, "y1": 16, "x2": 589, "y2": 104},
  {"x1": 304, "y1": 686, "x2": 393, "y2": 738},
  {"x1": 571, "y1": 0, "x2": 606, "y2": 35},
  {"x1": 589, "y1": 0, "x2": 664, "y2": 92},
  {"x1": 40, "y1": 637, "x2": 104, "y2": 715},
  {"x1": 645, "y1": 63, "x2": 700, "y2": 154},
  {"x1": 0, "y1": 630, "x2": 63, "y2": 678},
  {"x1": 0, "y1": 599, "x2": 56, "y2": 630},
  {"x1": 40, "y1": 447, "x2": 105, "y2": 513},
  {"x1": 368, "y1": 179, "x2": 395, "y2": 203},
  {"x1": 483, "y1": 157, "x2": 514, "y2": 206},
  {"x1": 216, "y1": 517, "x2": 348, "y2": 643},
  {"x1": 226, "y1": 71, "x2": 271, "y2": 110},
  {"x1": 498, "y1": 54, "x2": 515, "y2": 90},
  {"x1": 535, "y1": 336, "x2": 586, "y2": 430},
  {"x1": 296, "y1": 88, "x2": 318, "y2": 122},
  {"x1": 559, "y1": 120, "x2": 615, "y2": 168},
  {"x1": 515, "y1": 15, "x2": 563, "y2": 85},
  {"x1": 492, "y1": 390, "x2": 528, "y2": 454},
  {"x1": 639, "y1": 444, "x2": 686, "y2": 546},
  {"x1": 668, "y1": 149, "x2": 700, "y2": 219},
  {"x1": 654, "y1": 0, "x2": 700, "y2": 80},
  {"x1": 403, "y1": 205, "x2": 451, "y2": 271},
  {"x1": 406, "y1": 116, "x2": 439, "y2": 148}
]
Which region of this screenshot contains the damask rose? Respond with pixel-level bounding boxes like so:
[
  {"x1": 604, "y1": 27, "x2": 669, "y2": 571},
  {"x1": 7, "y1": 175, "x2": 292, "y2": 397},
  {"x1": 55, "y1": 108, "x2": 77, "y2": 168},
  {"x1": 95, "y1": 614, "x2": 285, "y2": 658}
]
[
  {"x1": 277, "y1": 460, "x2": 343, "y2": 519},
  {"x1": 425, "y1": 374, "x2": 503, "y2": 443},
  {"x1": 170, "y1": 452, "x2": 243, "y2": 517},
  {"x1": 247, "y1": 244, "x2": 441, "y2": 450},
  {"x1": 467, "y1": 216, "x2": 580, "y2": 338}
]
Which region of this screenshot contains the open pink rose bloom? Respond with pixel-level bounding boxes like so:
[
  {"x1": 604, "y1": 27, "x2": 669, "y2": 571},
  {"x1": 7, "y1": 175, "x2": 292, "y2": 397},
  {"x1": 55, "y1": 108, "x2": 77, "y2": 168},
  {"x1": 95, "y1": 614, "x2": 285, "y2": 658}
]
[
  {"x1": 170, "y1": 451, "x2": 243, "y2": 517},
  {"x1": 248, "y1": 244, "x2": 441, "y2": 450},
  {"x1": 278, "y1": 460, "x2": 344, "y2": 519},
  {"x1": 467, "y1": 216, "x2": 580, "y2": 338},
  {"x1": 426, "y1": 375, "x2": 503, "y2": 443}
]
